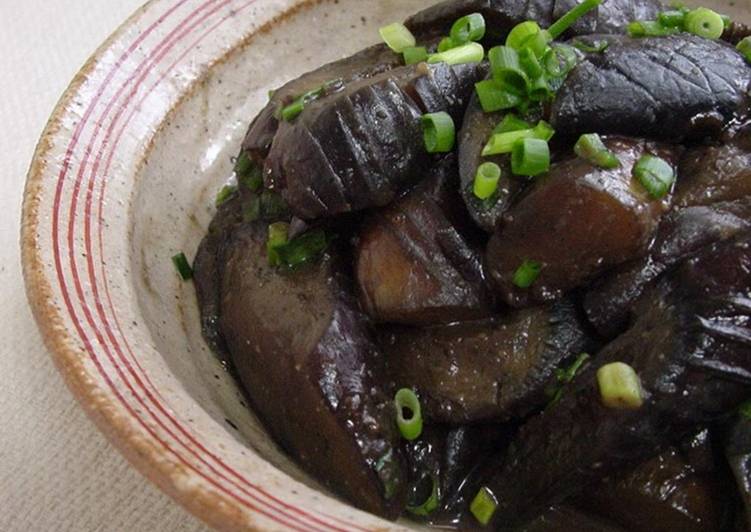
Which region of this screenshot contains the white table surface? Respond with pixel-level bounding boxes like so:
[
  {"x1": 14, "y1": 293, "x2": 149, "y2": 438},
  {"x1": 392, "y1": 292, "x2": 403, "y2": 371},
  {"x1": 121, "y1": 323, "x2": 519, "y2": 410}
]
[{"x1": 0, "y1": 1, "x2": 210, "y2": 530}]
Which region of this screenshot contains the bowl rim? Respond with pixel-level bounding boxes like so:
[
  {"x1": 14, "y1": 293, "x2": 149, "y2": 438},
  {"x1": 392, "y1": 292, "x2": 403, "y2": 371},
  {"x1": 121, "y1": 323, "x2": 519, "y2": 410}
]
[{"x1": 20, "y1": 1, "x2": 403, "y2": 530}]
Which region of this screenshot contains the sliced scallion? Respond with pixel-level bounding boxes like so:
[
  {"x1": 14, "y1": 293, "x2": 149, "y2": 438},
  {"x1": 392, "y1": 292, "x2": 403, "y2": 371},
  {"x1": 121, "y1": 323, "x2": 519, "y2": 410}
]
[
  {"x1": 684, "y1": 7, "x2": 724, "y2": 39},
  {"x1": 438, "y1": 37, "x2": 457, "y2": 53},
  {"x1": 738, "y1": 36, "x2": 751, "y2": 63},
  {"x1": 521, "y1": 29, "x2": 553, "y2": 58},
  {"x1": 506, "y1": 21, "x2": 542, "y2": 50},
  {"x1": 574, "y1": 133, "x2": 621, "y2": 169},
  {"x1": 597, "y1": 362, "x2": 644, "y2": 410},
  {"x1": 267, "y1": 222, "x2": 290, "y2": 266},
  {"x1": 543, "y1": 45, "x2": 579, "y2": 79},
  {"x1": 494, "y1": 113, "x2": 531, "y2": 134},
  {"x1": 470, "y1": 487, "x2": 498, "y2": 525},
  {"x1": 528, "y1": 75, "x2": 553, "y2": 102},
  {"x1": 512, "y1": 259, "x2": 542, "y2": 288},
  {"x1": 572, "y1": 38, "x2": 610, "y2": 53},
  {"x1": 395, "y1": 388, "x2": 423, "y2": 441},
  {"x1": 281, "y1": 98, "x2": 306, "y2": 121},
  {"x1": 475, "y1": 79, "x2": 523, "y2": 112},
  {"x1": 240, "y1": 164, "x2": 264, "y2": 192},
  {"x1": 739, "y1": 399, "x2": 751, "y2": 420},
  {"x1": 379, "y1": 22, "x2": 416, "y2": 53},
  {"x1": 422, "y1": 112, "x2": 456, "y2": 153},
  {"x1": 548, "y1": 353, "x2": 591, "y2": 405},
  {"x1": 234, "y1": 151, "x2": 254, "y2": 177},
  {"x1": 274, "y1": 229, "x2": 329, "y2": 268},
  {"x1": 634, "y1": 155, "x2": 675, "y2": 199},
  {"x1": 482, "y1": 120, "x2": 554, "y2": 156},
  {"x1": 215, "y1": 184, "x2": 237, "y2": 207},
  {"x1": 548, "y1": 0, "x2": 602, "y2": 39},
  {"x1": 450, "y1": 13, "x2": 486, "y2": 44},
  {"x1": 658, "y1": 9, "x2": 687, "y2": 27},
  {"x1": 627, "y1": 20, "x2": 679, "y2": 37},
  {"x1": 428, "y1": 42, "x2": 485, "y2": 65},
  {"x1": 512, "y1": 137, "x2": 550, "y2": 176},
  {"x1": 406, "y1": 475, "x2": 440, "y2": 516},
  {"x1": 519, "y1": 47, "x2": 544, "y2": 79},
  {"x1": 171, "y1": 252, "x2": 193, "y2": 281},
  {"x1": 473, "y1": 162, "x2": 502, "y2": 200},
  {"x1": 403, "y1": 46, "x2": 428, "y2": 65},
  {"x1": 489, "y1": 46, "x2": 528, "y2": 95}
]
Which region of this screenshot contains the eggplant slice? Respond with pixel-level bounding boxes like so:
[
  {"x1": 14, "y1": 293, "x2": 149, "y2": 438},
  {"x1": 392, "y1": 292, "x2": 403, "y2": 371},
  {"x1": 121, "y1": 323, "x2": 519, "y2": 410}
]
[
  {"x1": 214, "y1": 222, "x2": 406, "y2": 518},
  {"x1": 485, "y1": 136, "x2": 677, "y2": 308},
  {"x1": 482, "y1": 234, "x2": 751, "y2": 527},
  {"x1": 726, "y1": 416, "x2": 751, "y2": 529},
  {"x1": 550, "y1": 34, "x2": 751, "y2": 141},
  {"x1": 380, "y1": 299, "x2": 591, "y2": 424},
  {"x1": 265, "y1": 61, "x2": 486, "y2": 220},
  {"x1": 356, "y1": 157, "x2": 493, "y2": 326}
]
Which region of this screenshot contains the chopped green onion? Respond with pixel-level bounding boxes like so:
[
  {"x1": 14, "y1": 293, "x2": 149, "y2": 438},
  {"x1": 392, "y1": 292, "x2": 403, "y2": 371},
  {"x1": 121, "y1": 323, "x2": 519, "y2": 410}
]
[
  {"x1": 403, "y1": 46, "x2": 428, "y2": 65},
  {"x1": 519, "y1": 47, "x2": 544, "y2": 79},
  {"x1": 512, "y1": 138, "x2": 550, "y2": 176},
  {"x1": 572, "y1": 38, "x2": 610, "y2": 53},
  {"x1": 422, "y1": 112, "x2": 456, "y2": 153},
  {"x1": 597, "y1": 362, "x2": 644, "y2": 410},
  {"x1": 406, "y1": 475, "x2": 440, "y2": 516},
  {"x1": 684, "y1": 7, "x2": 724, "y2": 39},
  {"x1": 506, "y1": 21, "x2": 542, "y2": 50},
  {"x1": 489, "y1": 46, "x2": 528, "y2": 95},
  {"x1": 280, "y1": 81, "x2": 339, "y2": 122},
  {"x1": 428, "y1": 42, "x2": 485, "y2": 65},
  {"x1": 493, "y1": 113, "x2": 531, "y2": 134},
  {"x1": 473, "y1": 162, "x2": 502, "y2": 200},
  {"x1": 738, "y1": 37, "x2": 751, "y2": 63},
  {"x1": 274, "y1": 229, "x2": 329, "y2": 268},
  {"x1": 634, "y1": 155, "x2": 675, "y2": 199},
  {"x1": 243, "y1": 196, "x2": 261, "y2": 222},
  {"x1": 267, "y1": 89, "x2": 276, "y2": 100},
  {"x1": 475, "y1": 79, "x2": 523, "y2": 112},
  {"x1": 281, "y1": 98, "x2": 305, "y2": 121},
  {"x1": 574, "y1": 133, "x2": 621, "y2": 169},
  {"x1": 627, "y1": 20, "x2": 679, "y2": 37},
  {"x1": 215, "y1": 184, "x2": 237, "y2": 207},
  {"x1": 450, "y1": 13, "x2": 486, "y2": 44},
  {"x1": 395, "y1": 388, "x2": 423, "y2": 441},
  {"x1": 739, "y1": 399, "x2": 751, "y2": 420},
  {"x1": 267, "y1": 222, "x2": 290, "y2": 266},
  {"x1": 521, "y1": 29, "x2": 553, "y2": 58},
  {"x1": 438, "y1": 37, "x2": 457, "y2": 53},
  {"x1": 470, "y1": 487, "x2": 498, "y2": 525},
  {"x1": 548, "y1": 0, "x2": 603, "y2": 39},
  {"x1": 260, "y1": 191, "x2": 290, "y2": 220},
  {"x1": 512, "y1": 259, "x2": 542, "y2": 288},
  {"x1": 240, "y1": 164, "x2": 264, "y2": 192},
  {"x1": 528, "y1": 75, "x2": 553, "y2": 102},
  {"x1": 234, "y1": 151, "x2": 254, "y2": 177},
  {"x1": 658, "y1": 9, "x2": 687, "y2": 27},
  {"x1": 482, "y1": 120, "x2": 554, "y2": 156},
  {"x1": 171, "y1": 252, "x2": 193, "y2": 281},
  {"x1": 543, "y1": 45, "x2": 579, "y2": 79},
  {"x1": 379, "y1": 22, "x2": 416, "y2": 52},
  {"x1": 548, "y1": 353, "x2": 591, "y2": 405}
]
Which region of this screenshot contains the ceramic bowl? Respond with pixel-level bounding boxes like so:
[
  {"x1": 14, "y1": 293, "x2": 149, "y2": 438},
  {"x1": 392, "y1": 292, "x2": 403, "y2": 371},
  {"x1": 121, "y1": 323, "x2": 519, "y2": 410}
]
[{"x1": 21, "y1": 0, "x2": 751, "y2": 530}]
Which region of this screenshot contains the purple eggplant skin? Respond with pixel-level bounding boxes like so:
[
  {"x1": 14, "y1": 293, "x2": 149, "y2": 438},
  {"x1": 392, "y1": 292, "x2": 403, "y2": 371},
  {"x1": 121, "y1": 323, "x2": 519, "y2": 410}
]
[
  {"x1": 485, "y1": 137, "x2": 677, "y2": 308},
  {"x1": 215, "y1": 222, "x2": 406, "y2": 519},
  {"x1": 581, "y1": 444, "x2": 729, "y2": 532},
  {"x1": 550, "y1": 34, "x2": 751, "y2": 142},
  {"x1": 483, "y1": 234, "x2": 751, "y2": 528},
  {"x1": 726, "y1": 416, "x2": 751, "y2": 529},
  {"x1": 265, "y1": 61, "x2": 487, "y2": 220},
  {"x1": 355, "y1": 157, "x2": 493, "y2": 326},
  {"x1": 380, "y1": 299, "x2": 591, "y2": 424},
  {"x1": 520, "y1": 505, "x2": 627, "y2": 532}
]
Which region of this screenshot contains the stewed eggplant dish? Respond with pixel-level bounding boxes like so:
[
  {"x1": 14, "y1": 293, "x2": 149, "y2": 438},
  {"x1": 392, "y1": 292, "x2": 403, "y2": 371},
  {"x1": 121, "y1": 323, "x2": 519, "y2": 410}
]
[{"x1": 184, "y1": 0, "x2": 751, "y2": 528}]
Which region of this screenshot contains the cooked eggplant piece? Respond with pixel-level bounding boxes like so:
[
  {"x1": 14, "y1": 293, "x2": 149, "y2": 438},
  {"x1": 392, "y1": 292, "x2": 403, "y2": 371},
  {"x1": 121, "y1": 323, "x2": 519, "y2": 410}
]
[
  {"x1": 380, "y1": 299, "x2": 590, "y2": 424},
  {"x1": 482, "y1": 234, "x2": 751, "y2": 527},
  {"x1": 582, "y1": 445, "x2": 727, "y2": 532},
  {"x1": 458, "y1": 96, "x2": 539, "y2": 233},
  {"x1": 521, "y1": 505, "x2": 627, "y2": 532},
  {"x1": 265, "y1": 61, "x2": 486, "y2": 220},
  {"x1": 356, "y1": 158, "x2": 492, "y2": 325},
  {"x1": 486, "y1": 137, "x2": 676, "y2": 308},
  {"x1": 585, "y1": 198, "x2": 751, "y2": 337},
  {"x1": 726, "y1": 416, "x2": 751, "y2": 529},
  {"x1": 550, "y1": 35, "x2": 751, "y2": 141},
  {"x1": 216, "y1": 222, "x2": 405, "y2": 518},
  {"x1": 405, "y1": 0, "x2": 661, "y2": 42}
]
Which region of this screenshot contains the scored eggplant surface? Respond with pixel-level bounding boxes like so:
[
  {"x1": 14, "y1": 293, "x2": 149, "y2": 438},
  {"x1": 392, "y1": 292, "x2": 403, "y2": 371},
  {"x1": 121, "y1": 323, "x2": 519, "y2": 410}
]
[{"x1": 193, "y1": 0, "x2": 751, "y2": 527}]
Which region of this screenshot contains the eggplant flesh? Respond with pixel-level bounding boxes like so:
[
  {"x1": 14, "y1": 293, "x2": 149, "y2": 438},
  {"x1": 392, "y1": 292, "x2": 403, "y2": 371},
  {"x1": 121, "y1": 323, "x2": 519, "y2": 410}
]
[
  {"x1": 483, "y1": 234, "x2": 751, "y2": 527},
  {"x1": 265, "y1": 61, "x2": 486, "y2": 220},
  {"x1": 726, "y1": 417, "x2": 751, "y2": 529},
  {"x1": 215, "y1": 222, "x2": 405, "y2": 518},
  {"x1": 550, "y1": 34, "x2": 751, "y2": 141},
  {"x1": 380, "y1": 299, "x2": 590, "y2": 424},
  {"x1": 356, "y1": 159, "x2": 493, "y2": 326},
  {"x1": 485, "y1": 136, "x2": 676, "y2": 308}
]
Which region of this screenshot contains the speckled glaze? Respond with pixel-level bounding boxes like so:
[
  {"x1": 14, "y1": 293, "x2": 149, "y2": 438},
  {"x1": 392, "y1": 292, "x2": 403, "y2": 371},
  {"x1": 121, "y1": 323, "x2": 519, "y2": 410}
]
[{"x1": 20, "y1": 0, "x2": 751, "y2": 530}]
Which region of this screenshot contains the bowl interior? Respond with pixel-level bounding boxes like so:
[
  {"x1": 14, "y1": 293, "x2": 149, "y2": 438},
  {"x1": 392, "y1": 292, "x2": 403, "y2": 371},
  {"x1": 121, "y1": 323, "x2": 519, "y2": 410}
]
[{"x1": 128, "y1": 0, "x2": 750, "y2": 526}]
